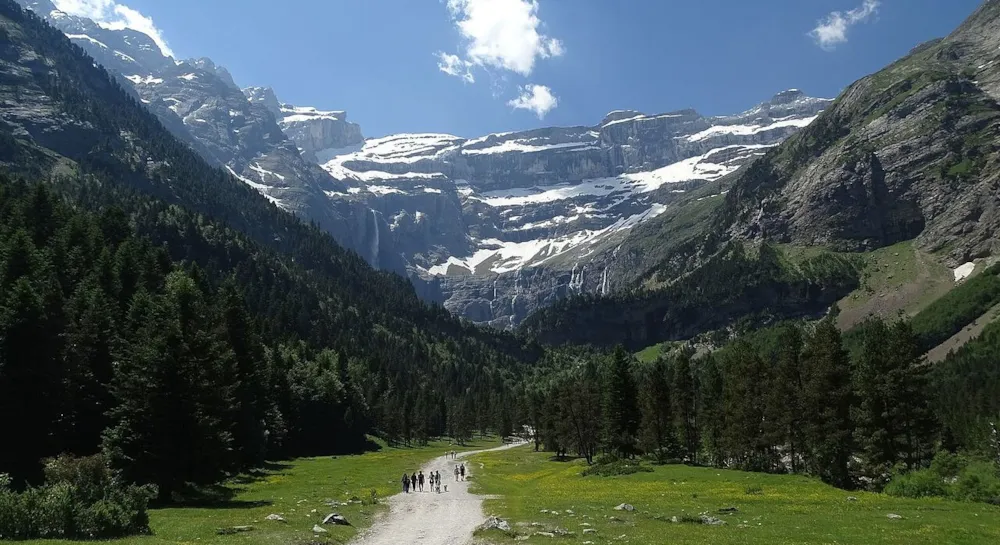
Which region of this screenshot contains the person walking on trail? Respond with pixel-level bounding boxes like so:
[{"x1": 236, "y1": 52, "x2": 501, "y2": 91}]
[
  {"x1": 418, "y1": 471, "x2": 425, "y2": 492},
  {"x1": 436, "y1": 471, "x2": 442, "y2": 492},
  {"x1": 402, "y1": 473, "x2": 410, "y2": 493},
  {"x1": 410, "y1": 473, "x2": 417, "y2": 492},
  {"x1": 454, "y1": 465, "x2": 460, "y2": 481},
  {"x1": 460, "y1": 463, "x2": 466, "y2": 481}
]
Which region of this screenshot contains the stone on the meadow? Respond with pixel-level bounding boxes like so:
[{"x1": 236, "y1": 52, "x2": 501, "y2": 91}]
[
  {"x1": 479, "y1": 516, "x2": 511, "y2": 532},
  {"x1": 215, "y1": 525, "x2": 253, "y2": 535},
  {"x1": 847, "y1": 496, "x2": 859, "y2": 502},
  {"x1": 264, "y1": 514, "x2": 286, "y2": 523},
  {"x1": 614, "y1": 503, "x2": 635, "y2": 512},
  {"x1": 534, "y1": 531, "x2": 555, "y2": 537},
  {"x1": 312, "y1": 524, "x2": 328, "y2": 533},
  {"x1": 323, "y1": 513, "x2": 350, "y2": 526},
  {"x1": 700, "y1": 514, "x2": 726, "y2": 526},
  {"x1": 583, "y1": 528, "x2": 597, "y2": 534},
  {"x1": 887, "y1": 513, "x2": 903, "y2": 520},
  {"x1": 718, "y1": 506, "x2": 739, "y2": 514}
]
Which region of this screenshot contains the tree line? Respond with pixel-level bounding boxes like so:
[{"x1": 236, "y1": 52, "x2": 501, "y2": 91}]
[{"x1": 522, "y1": 317, "x2": 943, "y2": 490}]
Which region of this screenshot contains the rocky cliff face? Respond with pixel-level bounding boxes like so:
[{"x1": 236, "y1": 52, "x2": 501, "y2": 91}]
[
  {"x1": 318, "y1": 92, "x2": 829, "y2": 325},
  {"x1": 720, "y1": 0, "x2": 1000, "y2": 267}
]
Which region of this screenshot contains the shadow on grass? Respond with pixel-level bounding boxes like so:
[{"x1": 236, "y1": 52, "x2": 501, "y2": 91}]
[
  {"x1": 548, "y1": 455, "x2": 584, "y2": 463},
  {"x1": 155, "y1": 483, "x2": 274, "y2": 509}
]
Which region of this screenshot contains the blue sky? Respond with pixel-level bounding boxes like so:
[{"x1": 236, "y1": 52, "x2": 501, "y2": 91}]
[{"x1": 53, "y1": 0, "x2": 981, "y2": 138}]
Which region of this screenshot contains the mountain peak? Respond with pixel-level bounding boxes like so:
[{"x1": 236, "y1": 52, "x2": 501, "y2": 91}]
[
  {"x1": 769, "y1": 89, "x2": 807, "y2": 104},
  {"x1": 600, "y1": 109, "x2": 645, "y2": 126}
]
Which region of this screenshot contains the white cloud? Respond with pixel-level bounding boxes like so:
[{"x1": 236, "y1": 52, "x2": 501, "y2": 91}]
[
  {"x1": 809, "y1": 0, "x2": 880, "y2": 51},
  {"x1": 52, "y1": 0, "x2": 174, "y2": 57},
  {"x1": 507, "y1": 84, "x2": 558, "y2": 118},
  {"x1": 441, "y1": 0, "x2": 563, "y2": 77},
  {"x1": 436, "y1": 52, "x2": 475, "y2": 83}
]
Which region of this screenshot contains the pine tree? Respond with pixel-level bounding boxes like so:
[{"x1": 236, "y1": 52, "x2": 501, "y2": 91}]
[
  {"x1": 218, "y1": 281, "x2": 269, "y2": 470},
  {"x1": 722, "y1": 341, "x2": 771, "y2": 471},
  {"x1": 801, "y1": 318, "x2": 854, "y2": 488},
  {"x1": 672, "y1": 353, "x2": 700, "y2": 463},
  {"x1": 604, "y1": 346, "x2": 639, "y2": 457},
  {"x1": 60, "y1": 277, "x2": 117, "y2": 456},
  {"x1": 103, "y1": 273, "x2": 235, "y2": 500},
  {"x1": 698, "y1": 354, "x2": 726, "y2": 466},
  {"x1": 0, "y1": 278, "x2": 61, "y2": 485},
  {"x1": 639, "y1": 357, "x2": 677, "y2": 461},
  {"x1": 764, "y1": 325, "x2": 805, "y2": 473}
]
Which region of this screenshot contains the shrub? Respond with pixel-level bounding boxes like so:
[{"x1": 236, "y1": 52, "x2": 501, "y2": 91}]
[
  {"x1": 952, "y1": 461, "x2": 1000, "y2": 503},
  {"x1": 884, "y1": 468, "x2": 948, "y2": 499},
  {"x1": 0, "y1": 455, "x2": 155, "y2": 540},
  {"x1": 885, "y1": 452, "x2": 1000, "y2": 503}
]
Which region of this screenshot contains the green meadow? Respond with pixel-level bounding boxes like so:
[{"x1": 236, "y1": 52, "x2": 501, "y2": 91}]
[
  {"x1": 18, "y1": 437, "x2": 498, "y2": 545},
  {"x1": 470, "y1": 445, "x2": 1000, "y2": 545}
]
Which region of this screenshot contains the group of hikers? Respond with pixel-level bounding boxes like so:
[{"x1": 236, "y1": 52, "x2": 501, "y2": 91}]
[{"x1": 401, "y1": 462, "x2": 466, "y2": 494}]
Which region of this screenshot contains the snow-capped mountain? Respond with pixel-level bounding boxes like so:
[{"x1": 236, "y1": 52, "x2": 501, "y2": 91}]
[
  {"x1": 20, "y1": 0, "x2": 829, "y2": 325},
  {"x1": 317, "y1": 90, "x2": 830, "y2": 324}
]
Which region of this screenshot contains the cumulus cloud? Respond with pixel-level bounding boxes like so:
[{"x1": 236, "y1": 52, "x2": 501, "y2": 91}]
[
  {"x1": 52, "y1": 0, "x2": 174, "y2": 57},
  {"x1": 438, "y1": 0, "x2": 563, "y2": 115},
  {"x1": 809, "y1": 0, "x2": 880, "y2": 51},
  {"x1": 442, "y1": 0, "x2": 563, "y2": 76},
  {"x1": 507, "y1": 84, "x2": 558, "y2": 118},
  {"x1": 436, "y1": 52, "x2": 475, "y2": 83}
]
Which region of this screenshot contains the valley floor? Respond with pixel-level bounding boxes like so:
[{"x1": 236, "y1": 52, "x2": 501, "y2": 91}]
[
  {"x1": 17, "y1": 438, "x2": 500, "y2": 545},
  {"x1": 468, "y1": 446, "x2": 1000, "y2": 545}
]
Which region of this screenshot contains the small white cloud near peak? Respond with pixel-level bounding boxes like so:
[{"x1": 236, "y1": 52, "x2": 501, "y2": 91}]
[
  {"x1": 52, "y1": 0, "x2": 174, "y2": 57},
  {"x1": 440, "y1": 0, "x2": 563, "y2": 78},
  {"x1": 507, "y1": 84, "x2": 558, "y2": 118},
  {"x1": 810, "y1": 0, "x2": 880, "y2": 51},
  {"x1": 436, "y1": 52, "x2": 475, "y2": 83}
]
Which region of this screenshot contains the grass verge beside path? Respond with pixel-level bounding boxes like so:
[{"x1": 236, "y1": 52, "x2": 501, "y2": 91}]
[
  {"x1": 469, "y1": 445, "x2": 1000, "y2": 545},
  {"x1": 21, "y1": 436, "x2": 498, "y2": 545}
]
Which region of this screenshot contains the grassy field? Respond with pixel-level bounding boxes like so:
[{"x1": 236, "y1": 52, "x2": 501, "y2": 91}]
[
  {"x1": 835, "y1": 241, "x2": 953, "y2": 329},
  {"x1": 470, "y1": 446, "x2": 1000, "y2": 545},
  {"x1": 21, "y1": 437, "x2": 498, "y2": 545}
]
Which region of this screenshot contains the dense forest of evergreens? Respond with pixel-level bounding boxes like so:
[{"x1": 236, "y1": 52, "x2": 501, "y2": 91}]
[{"x1": 522, "y1": 316, "x2": 997, "y2": 493}]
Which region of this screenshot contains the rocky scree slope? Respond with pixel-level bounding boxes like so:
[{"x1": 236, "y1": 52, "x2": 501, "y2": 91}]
[{"x1": 523, "y1": 0, "x2": 1000, "y2": 348}]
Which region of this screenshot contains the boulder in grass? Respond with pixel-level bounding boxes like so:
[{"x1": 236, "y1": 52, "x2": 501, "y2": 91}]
[
  {"x1": 323, "y1": 513, "x2": 350, "y2": 526},
  {"x1": 614, "y1": 503, "x2": 635, "y2": 512},
  {"x1": 312, "y1": 524, "x2": 328, "y2": 533},
  {"x1": 216, "y1": 526, "x2": 253, "y2": 535},
  {"x1": 264, "y1": 514, "x2": 286, "y2": 523},
  {"x1": 479, "y1": 516, "x2": 511, "y2": 532},
  {"x1": 887, "y1": 513, "x2": 903, "y2": 520}
]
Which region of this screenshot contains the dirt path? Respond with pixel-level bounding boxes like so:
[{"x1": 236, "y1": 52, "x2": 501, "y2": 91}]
[{"x1": 350, "y1": 441, "x2": 525, "y2": 545}]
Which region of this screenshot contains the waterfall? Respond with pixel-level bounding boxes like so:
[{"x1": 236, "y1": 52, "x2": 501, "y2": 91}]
[
  {"x1": 600, "y1": 267, "x2": 609, "y2": 295},
  {"x1": 369, "y1": 209, "x2": 380, "y2": 267}
]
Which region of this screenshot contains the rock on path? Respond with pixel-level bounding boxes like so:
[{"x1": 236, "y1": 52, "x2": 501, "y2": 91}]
[{"x1": 350, "y1": 441, "x2": 526, "y2": 545}]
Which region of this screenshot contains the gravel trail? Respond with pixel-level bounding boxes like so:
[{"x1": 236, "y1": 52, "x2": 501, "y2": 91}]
[{"x1": 350, "y1": 441, "x2": 524, "y2": 545}]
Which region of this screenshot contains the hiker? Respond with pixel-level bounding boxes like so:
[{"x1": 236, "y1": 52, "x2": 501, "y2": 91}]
[
  {"x1": 402, "y1": 473, "x2": 410, "y2": 493},
  {"x1": 410, "y1": 472, "x2": 417, "y2": 492},
  {"x1": 454, "y1": 465, "x2": 460, "y2": 481},
  {"x1": 435, "y1": 471, "x2": 441, "y2": 492},
  {"x1": 460, "y1": 463, "x2": 466, "y2": 481},
  {"x1": 418, "y1": 471, "x2": 425, "y2": 492}
]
